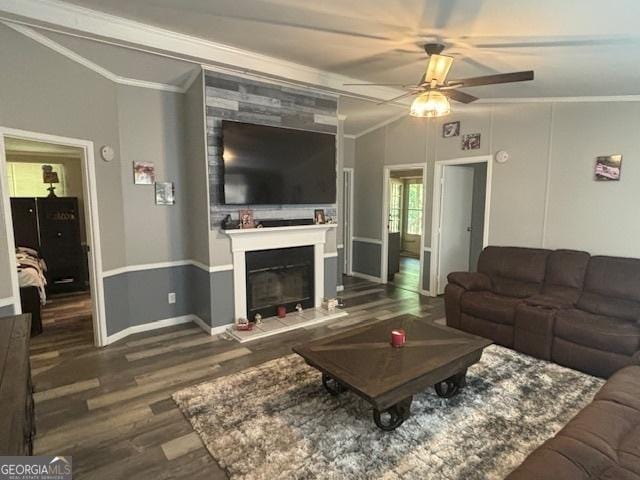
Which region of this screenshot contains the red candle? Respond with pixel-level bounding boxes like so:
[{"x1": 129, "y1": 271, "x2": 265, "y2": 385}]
[
  {"x1": 391, "y1": 329, "x2": 406, "y2": 347},
  {"x1": 277, "y1": 306, "x2": 287, "y2": 318}
]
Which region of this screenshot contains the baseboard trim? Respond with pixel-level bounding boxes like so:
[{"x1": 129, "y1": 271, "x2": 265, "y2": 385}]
[
  {"x1": 104, "y1": 314, "x2": 194, "y2": 345},
  {"x1": 420, "y1": 288, "x2": 436, "y2": 297},
  {"x1": 351, "y1": 271, "x2": 383, "y2": 283},
  {"x1": 191, "y1": 315, "x2": 234, "y2": 336}
]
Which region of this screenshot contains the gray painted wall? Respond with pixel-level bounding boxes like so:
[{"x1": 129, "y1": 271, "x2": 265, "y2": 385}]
[
  {"x1": 353, "y1": 100, "x2": 640, "y2": 282},
  {"x1": 210, "y1": 269, "x2": 234, "y2": 328},
  {"x1": 117, "y1": 85, "x2": 190, "y2": 265},
  {"x1": 0, "y1": 305, "x2": 14, "y2": 317},
  {"x1": 352, "y1": 240, "x2": 382, "y2": 278},
  {"x1": 324, "y1": 256, "x2": 338, "y2": 298}
]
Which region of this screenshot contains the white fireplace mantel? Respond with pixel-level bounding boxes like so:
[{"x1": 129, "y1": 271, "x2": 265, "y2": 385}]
[{"x1": 225, "y1": 224, "x2": 337, "y2": 322}]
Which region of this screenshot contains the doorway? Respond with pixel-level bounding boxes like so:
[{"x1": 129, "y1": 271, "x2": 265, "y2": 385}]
[
  {"x1": 431, "y1": 156, "x2": 492, "y2": 295},
  {"x1": 0, "y1": 128, "x2": 106, "y2": 346},
  {"x1": 381, "y1": 164, "x2": 427, "y2": 294}
]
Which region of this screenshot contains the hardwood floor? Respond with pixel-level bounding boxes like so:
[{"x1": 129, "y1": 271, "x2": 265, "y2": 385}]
[
  {"x1": 30, "y1": 276, "x2": 444, "y2": 479},
  {"x1": 391, "y1": 256, "x2": 421, "y2": 293}
]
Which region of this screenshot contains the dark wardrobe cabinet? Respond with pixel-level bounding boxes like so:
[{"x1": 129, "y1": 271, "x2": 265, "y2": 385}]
[{"x1": 11, "y1": 197, "x2": 87, "y2": 294}]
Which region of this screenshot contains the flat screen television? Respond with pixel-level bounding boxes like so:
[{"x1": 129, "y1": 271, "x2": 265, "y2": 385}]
[{"x1": 221, "y1": 120, "x2": 336, "y2": 205}]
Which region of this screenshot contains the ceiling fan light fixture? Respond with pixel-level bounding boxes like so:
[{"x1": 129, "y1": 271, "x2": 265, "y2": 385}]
[{"x1": 410, "y1": 91, "x2": 450, "y2": 118}]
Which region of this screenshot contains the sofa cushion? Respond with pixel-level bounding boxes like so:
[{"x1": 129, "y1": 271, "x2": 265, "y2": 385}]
[
  {"x1": 506, "y1": 366, "x2": 640, "y2": 480},
  {"x1": 460, "y1": 291, "x2": 521, "y2": 325},
  {"x1": 477, "y1": 246, "x2": 549, "y2": 298},
  {"x1": 555, "y1": 309, "x2": 640, "y2": 356},
  {"x1": 577, "y1": 256, "x2": 640, "y2": 321},
  {"x1": 541, "y1": 249, "x2": 590, "y2": 303}
]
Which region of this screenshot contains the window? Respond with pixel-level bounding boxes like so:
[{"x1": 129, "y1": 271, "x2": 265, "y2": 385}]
[
  {"x1": 388, "y1": 179, "x2": 403, "y2": 233},
  {"x1": 7, "y1": 162, "x2": 67, "y2": 197},
  {"x1": 405, "y1": 182, "x2": 423, "y2": 235}
]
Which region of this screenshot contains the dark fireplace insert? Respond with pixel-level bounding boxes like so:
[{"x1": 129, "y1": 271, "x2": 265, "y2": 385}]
[{"x1": 246, "y1": 246, "x2": 314, "y2": 321}]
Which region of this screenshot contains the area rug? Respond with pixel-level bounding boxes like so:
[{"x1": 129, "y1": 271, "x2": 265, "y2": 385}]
[{"x1": 173, "y1": 345, "x2": 604, "y2": 480}]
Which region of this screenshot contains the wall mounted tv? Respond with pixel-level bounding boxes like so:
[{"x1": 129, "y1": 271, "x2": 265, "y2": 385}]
[{"x1": 221, "y1": 120, "x2": 336, "y2": 205}]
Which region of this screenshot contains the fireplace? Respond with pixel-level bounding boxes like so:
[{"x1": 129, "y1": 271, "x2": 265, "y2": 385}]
[{"x1": 246, "y1": 246, "x2": 314, "y2": 321}]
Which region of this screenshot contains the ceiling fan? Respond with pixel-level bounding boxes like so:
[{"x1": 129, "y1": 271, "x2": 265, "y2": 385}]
[{"x1": 344, "y1": 43, "x2": 534, "y2": 117}]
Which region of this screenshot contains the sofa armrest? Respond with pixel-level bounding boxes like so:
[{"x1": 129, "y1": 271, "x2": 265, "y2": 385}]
[
  {"x1": 523, "y1": 294, "x2": 574, "y2": 310},
  {"x1": 447, "y1": 272, "x2": 491, "y2": 292}
]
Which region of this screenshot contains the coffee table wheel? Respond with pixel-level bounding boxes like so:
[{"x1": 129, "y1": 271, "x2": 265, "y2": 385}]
[
  {"x1": 373, "y1": 397, "x2": 412, "y2": 431},
  {"x1": 434, "y1": 370, "x2": 467, "y2": 398},
  {"x1": 322, "y1": 373, "x2": 346, "y2": 396}
]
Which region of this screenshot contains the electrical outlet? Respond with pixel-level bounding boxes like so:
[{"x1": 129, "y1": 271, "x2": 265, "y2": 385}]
[{"x1": 168, "y1": 292, "x2": 176, "y2": 304}]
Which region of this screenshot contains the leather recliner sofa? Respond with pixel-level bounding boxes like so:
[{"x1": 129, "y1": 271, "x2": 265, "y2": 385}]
[{"x1": 445, "y1": 246, "x2": 640, "y2": 378}]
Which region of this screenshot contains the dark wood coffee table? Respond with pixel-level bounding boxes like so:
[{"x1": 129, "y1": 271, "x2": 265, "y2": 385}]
[{"x1": 293, "y1": 315, "x2": 492, "y2": 430}]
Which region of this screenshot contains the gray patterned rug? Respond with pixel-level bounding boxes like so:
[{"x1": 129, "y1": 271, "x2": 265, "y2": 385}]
[{"x1": 173, "y1": 345, "x2": 604, "y2": 480}]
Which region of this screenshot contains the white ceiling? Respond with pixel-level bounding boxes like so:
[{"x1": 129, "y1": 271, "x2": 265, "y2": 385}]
[{"x1": 6, "y1": 0, "x2": 640, "y2": 134}]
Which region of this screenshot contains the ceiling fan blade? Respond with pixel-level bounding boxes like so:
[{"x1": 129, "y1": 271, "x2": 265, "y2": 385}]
[
  {"x1": 475, "y1": 38, "x2": 631, "y2": 49},
  {"x1": 377, "y1": 91, "x2": 419, "y2": 105},
  {"x1": 443, "y1": 89, "x2": 478, "y2": 104},
  {"x1": 424, "y1": 54, "x2": 454, "y2": 85},
  {"x1": 448, "y1": 70, "x2": 534, "y2": 88}
]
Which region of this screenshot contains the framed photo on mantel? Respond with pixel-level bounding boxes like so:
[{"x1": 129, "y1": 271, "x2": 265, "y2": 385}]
[{"x1": 239, "y1": 209, "x2": 255, "y2": 229}]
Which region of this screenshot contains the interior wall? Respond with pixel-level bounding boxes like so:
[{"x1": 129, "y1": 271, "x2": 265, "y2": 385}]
[
  {"x1": 467, "y1": 163, "x2": 487, "y2": 270},
  {"x1": 117, "y1": 85, "x2": 189, "y2": 265},
  {"x1": 352, "y1": 100, "x2": 640, "y2": 288}
]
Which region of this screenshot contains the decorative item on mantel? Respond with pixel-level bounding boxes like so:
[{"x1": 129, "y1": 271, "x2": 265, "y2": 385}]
[
  {"x1": 254, "y1": 313, "x2": 262, "y2": 325},
  {"x1": 295, "y1": 303, "x2": 303, "y2": 314},
  {"x1": 239, "y1": 209, "x2": 255, "y2": 229},
  {"x1": 277, "y1": 306, "x2": 287, "y2": 318},
  {"x1": 314, "y1": 209, "x2": 326, "y2": 225}
]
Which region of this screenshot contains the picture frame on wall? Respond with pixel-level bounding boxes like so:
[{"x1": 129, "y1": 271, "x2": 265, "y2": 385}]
[
  {"x1": 133, "y1": 162, "x2": 155, "y2": 185},
  {"x1": 594, "y1": 154, "x2": 622, "y2": 181},
  {"x1": 239, "y1": 209, "x2": 255, "y2": 229},
  {"x1": 155, "y1": 182, "x2": 175, "y2": 205},
  {"x1": 462, "y1": 133, "x2": 481, "y2": 150},
  {"x1": 314, "y1": 209, "x2": 326, "y2": 224},
  {"x1": 442, "y1": 121, "x2": 460, "y2": 138}
]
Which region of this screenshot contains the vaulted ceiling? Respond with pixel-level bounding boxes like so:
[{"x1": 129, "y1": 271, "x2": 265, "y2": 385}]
[{"x1": 3, "y1": 0, "x2": 640, "y2": 135}]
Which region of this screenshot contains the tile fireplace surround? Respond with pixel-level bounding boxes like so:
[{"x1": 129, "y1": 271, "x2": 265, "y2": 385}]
[{"x1": 224, "y1": 224, "x2": 339, "y2": 325}]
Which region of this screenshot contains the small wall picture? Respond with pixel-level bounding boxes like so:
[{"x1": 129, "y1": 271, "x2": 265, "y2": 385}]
[
  {"x1": 239, "y1": 209, "x2": 255, "y2": 229},
  {"x1": 133, "y1": 162, "x2": 155, "y2": 185},
  {"x1": 314, "y1": 209, "x2": 326, "y2": 224},
  {"x1": 462, "y1": 133, "x2": 481, "y2": 150},
  {"x1": 155, "y1": 182, "x2": 175, "y2": 205},
  {"x1": 442, "y1": 121, "x2": 460, "y2": 138},
  {"x1": 595, "y1": 154, "x2": 622, "y2": 181}
]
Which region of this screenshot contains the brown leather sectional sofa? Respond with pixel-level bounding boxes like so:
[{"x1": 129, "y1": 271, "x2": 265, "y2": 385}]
[
  {"x1": 506, "y1": 363, "x2": 640, "y2": 480},
  {"x1": 445, "y1": 246, "x2": 640, "y2": 479},
  {"x1": 445, "y1": 246, "x2": 640, "y2": 378}
]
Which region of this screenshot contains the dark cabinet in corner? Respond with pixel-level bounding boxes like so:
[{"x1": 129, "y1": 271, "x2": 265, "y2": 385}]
[{"x1": 11, "y1": 197, "x2": 88, "y2": 294}]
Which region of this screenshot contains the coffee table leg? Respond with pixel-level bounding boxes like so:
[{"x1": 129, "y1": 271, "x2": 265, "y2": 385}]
[
  {"x1": 373, "y1": 396, "x2": 412, "y2": 431},
  {"x1": 434, "y1": 369, "x2": 467, "y2": 398},
  {"x1": 321, "y1": 373, "x2": 346, "y2": 396}
]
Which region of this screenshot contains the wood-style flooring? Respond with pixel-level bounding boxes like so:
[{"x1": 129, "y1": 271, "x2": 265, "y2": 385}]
[
  {"x1": 30, "y1": 276, "x2": 444, "y2": 479},
  {"x1": 391, "y1": 256, "x2": 421, "y2": 293}
]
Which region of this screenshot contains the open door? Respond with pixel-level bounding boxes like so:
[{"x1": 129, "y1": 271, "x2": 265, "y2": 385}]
[{"x1": 437, "y1": 166, "x2": 474, "y2": 294}]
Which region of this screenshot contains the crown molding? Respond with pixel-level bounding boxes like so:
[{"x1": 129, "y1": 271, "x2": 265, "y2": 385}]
[
  {"x1": 4, "y1": 21, "x2": 194, "y2": 93},
  {"x1": 0, "y1": 0, "x2": 404, "y2": 102}
]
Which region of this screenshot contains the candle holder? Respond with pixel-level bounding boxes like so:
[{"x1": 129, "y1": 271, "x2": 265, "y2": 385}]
[{"x1": 391, "y1": 329, "x2": 406, "y2": 347}]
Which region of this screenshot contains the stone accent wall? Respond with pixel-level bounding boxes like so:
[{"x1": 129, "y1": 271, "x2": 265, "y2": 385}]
[{"x1": 205, "y1": 70, "x2": 338, "y2": 226}]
